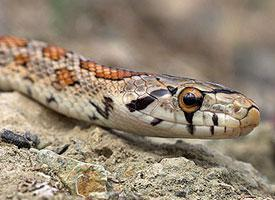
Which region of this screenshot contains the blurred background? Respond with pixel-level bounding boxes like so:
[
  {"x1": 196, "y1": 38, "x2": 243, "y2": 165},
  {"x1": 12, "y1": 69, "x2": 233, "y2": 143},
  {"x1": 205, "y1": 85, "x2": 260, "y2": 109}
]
[{"x1": 0, "y1": 0, "x2": 274, "y2": 182}]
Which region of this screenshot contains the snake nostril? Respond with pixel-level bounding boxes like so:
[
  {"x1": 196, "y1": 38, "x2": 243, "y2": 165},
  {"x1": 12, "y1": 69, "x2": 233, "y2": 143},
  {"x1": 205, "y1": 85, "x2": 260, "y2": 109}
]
[
  {"x1": 234, "y1": 105, "x2": 241, "y2": 113},
  {"x1": 233, "y1": 96, "x2": 252, "y2": 114},
  {"x1": 233, "y1": 100, "x2": 241, "y2": 113},
  {"x1": 231, "y1": 99, "x2": 250, "y2": 119}
]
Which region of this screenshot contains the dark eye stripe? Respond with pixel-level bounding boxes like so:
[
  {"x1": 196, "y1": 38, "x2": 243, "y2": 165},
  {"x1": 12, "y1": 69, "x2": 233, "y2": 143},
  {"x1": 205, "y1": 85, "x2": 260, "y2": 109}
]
[
  {"x1": 184, "y1": 112, "x2": 194, "y2": 124},
  {"x1": 126, "y1": 96, "x2": 155, "y2": 112},
  {"x1": 150, "y1": 89, "x2": 170, "y2": 98},
  {"x1": 187, "y1": 124, "x2": 195, "y2": 135}
]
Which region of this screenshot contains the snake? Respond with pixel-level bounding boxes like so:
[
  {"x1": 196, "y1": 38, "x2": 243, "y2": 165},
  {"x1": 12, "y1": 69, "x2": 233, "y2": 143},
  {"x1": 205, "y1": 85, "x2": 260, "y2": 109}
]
[{"x1": 0, "y1": 36, "x2": 260, "y2": 139}]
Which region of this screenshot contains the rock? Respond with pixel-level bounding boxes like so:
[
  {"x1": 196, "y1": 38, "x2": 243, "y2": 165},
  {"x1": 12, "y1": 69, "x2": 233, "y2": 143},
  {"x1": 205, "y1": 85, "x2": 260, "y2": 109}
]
[
  {"x1": 206, "y1": 123, "x2": 275, "y2": 183},
  {"x1": 123, "y1": 156, "x2": 269, "y2": 199},
  {"x1": 0, "y1": 91, "x2": 274, "y2": 199},
  {"x1": 115, "y1": 136, "x2": 273, "y2": 199},
  {"x1": 34, "y1": 149, "x2": 110, "y2": 198}
]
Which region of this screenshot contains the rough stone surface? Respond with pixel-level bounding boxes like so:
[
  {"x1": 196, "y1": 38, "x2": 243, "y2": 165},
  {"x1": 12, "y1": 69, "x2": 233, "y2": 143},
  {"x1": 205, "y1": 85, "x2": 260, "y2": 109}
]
[
  {"x1": 206, "y1": 123, "x2": 275, "y2": 183},
  {"x1": 0, "y1": 92, "x2": 274, "y2": 199}
]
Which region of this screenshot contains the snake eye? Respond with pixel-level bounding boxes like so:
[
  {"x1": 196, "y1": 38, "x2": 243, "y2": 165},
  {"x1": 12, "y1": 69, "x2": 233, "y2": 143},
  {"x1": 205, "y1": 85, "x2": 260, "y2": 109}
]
[{"x1": 178, "y1": 87, "x2": 203, "y2": 113}]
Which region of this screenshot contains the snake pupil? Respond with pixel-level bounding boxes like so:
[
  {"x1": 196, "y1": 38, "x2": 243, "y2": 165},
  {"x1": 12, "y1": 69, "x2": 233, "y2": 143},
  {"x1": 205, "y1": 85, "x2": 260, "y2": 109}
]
[{"x1": 183, "y1": 93, "x2": 197, "y2": 105}]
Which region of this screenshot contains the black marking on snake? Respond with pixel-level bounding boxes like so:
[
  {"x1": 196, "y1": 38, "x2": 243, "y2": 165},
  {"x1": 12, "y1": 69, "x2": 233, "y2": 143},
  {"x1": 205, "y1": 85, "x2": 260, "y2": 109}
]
[
  {"x1": 88, "y1": 114, "x2": 99, "y2": 121},
  {"x1": 224, "y1": 127, "x2": 227, "y2": 133},
  {"x1": 20, "y1": 62, "x2": 28, "y2": 68},
  {"x1": 167, "y1": 86, "x2": 178, "y2": 96},
  {"x1": 184, "y1": 112, "x2": 194, "y2": 124},
  {"x1": 150, "y1": 89, "x2": 170, "y2": 98},
  {"x1": 187, "y1": 124, "x2": 194, "y2": 135},
  {"x1": 126, "y1": 96, "x2": 155, "y2": 112},
  {"x1": 212, "y1": 113, "x2": 219, "y2": 126},
  {"x1": 68, "y1": 80, "x2": 80, "y2": 87},
  {"x1": 213, "y1": 88, "x2": 238, "y2": 94},
  {"x1": 210, "y1": 126, "x2": 214, "y2": 135},
  {"x1": 89, "y1": 96, "x2": 114, "y2": 119},
  {"x1": 0, "y1": 50, "x2": 4, "y2": 58},
  {"x1": 46, "y1": 95, "x2": 57, "y2": 104},
  {"x1": 204, "y1": 88, "x2": 239, "y2": 95},
  {"x1": 26, "y1": 86, "x2": 32, "y2": 97},
  {"x1": 23, "y1": 76, "x2": 34, "y2": 83},
  {"x1": 150, "y1": 118, "x2": 163, "y2": 126},
  {"x1": 248, "y1": 105, "x2": 259, "y2": 112}
]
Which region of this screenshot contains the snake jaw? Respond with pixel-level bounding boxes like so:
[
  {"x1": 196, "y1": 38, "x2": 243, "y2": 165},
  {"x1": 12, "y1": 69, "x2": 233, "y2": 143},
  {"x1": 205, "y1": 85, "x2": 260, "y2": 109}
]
[{"x1": 200, "y1": 91, "x2": 260, "y2": 133}]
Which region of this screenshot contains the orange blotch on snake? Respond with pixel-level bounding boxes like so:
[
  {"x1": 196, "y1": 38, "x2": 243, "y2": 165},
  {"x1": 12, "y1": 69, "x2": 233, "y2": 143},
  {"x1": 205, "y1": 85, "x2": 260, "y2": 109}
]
[
  {"x1": 56, "y1": 68, "x2": 78, "y2": 87},
  {"x1": 80, "y1": 60, "x2": 96, "y2": 72},
  {"x1": 79, "y1": 60, "x2": 148, "y2": 80},
  {"x1": 14, "y1": 54, "x2": 30, "y2": 66},
  {"x1": 43, "y1": 45, "x2": 66, "y2": 61},
  {"x1": 0, "y1": 36, "x2": 27, "y2": 47}
]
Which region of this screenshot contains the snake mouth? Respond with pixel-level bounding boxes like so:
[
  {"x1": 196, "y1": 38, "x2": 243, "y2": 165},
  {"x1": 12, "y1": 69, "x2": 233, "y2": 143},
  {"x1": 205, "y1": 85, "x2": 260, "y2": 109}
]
[
  {"x1": 134, "y1": 107, "x2": 260, "y2": 138},
  {"x1": 136, "y1": 98, "x2": 260, "y2": 138},
  {"x1": 239, "y1": 106, "x2": 260, "y2": 136}
]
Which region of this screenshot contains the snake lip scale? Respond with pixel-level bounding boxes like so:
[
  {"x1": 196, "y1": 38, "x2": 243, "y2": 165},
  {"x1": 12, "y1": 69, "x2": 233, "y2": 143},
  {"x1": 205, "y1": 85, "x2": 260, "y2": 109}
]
[{"x1": 0, "y1": 36, "x2": 260, "y2": 139}]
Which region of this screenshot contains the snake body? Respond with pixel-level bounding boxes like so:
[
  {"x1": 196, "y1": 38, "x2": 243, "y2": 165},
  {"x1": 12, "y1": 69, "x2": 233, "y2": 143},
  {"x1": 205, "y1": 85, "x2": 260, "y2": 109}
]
[{"x1": 0, "y1": 36, "x2": 260, "y2": 139}]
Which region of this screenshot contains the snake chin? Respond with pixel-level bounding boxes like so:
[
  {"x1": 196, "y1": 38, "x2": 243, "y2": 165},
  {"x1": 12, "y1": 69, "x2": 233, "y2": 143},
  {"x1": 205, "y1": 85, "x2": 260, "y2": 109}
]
[{"x1": 239, "y1": 126, "x2": 257, "y2": 136}]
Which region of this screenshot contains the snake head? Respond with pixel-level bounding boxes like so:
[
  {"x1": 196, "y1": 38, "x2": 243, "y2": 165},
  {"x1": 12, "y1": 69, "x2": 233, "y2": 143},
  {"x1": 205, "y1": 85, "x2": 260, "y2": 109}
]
[
  {"x1": 174, "y1": 81, "x2": 260, "y2": 137},
  {"x1": 123, "y1": 75, "x2": 260, "y2": 139}
]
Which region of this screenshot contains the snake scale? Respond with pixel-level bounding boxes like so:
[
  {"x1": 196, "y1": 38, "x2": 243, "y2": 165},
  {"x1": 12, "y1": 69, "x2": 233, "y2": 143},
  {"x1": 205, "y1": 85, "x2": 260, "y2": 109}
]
[{"x1": 0, "y1": 36, "x2": 260, "y2": 139}]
